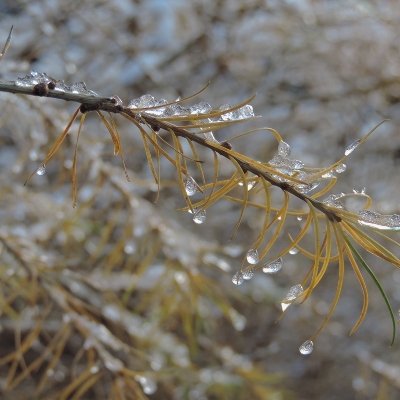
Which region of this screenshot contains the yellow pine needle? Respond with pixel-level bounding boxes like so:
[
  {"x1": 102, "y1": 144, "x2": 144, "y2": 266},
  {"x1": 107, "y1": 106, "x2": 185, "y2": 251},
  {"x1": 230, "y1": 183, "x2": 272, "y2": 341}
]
[{"x1": 24, "y1": 106, "x2": 81, "y2": 185}]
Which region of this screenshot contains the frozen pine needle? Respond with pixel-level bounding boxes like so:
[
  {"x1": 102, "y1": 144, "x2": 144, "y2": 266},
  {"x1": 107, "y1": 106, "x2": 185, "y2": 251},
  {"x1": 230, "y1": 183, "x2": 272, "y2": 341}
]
[{"x1": 299, "y1": 340, "x2": 314, "y2": 355}]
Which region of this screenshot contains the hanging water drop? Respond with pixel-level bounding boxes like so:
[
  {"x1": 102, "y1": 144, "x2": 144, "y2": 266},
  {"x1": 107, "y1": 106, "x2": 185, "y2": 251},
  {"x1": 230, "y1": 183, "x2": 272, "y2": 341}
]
[
  {"x1": 184, "y1": 176, "x2": 197, "y2": 196},
  {"x1": 36, "y1": 164, "x2": 46, "y2": 176},
  {"x1": 278, "y1": 141, "x2": 291, "y2": 157},
  {"x1": 283, "y1": 284, "x2": 303, "y2": 302},
  {"x1": 335, "y1": 163, "x2": 346, "y2": 173},
  {"x1": 246, "y1": 249, "x2": 259, "y2": 264},
  {"x1": 242, "y1": 268, "x2": 254, "y2": 280},
  {"x1": 262, "y1": 257, "x2": 283, "y2": 273},
  {"x1": 289, "y1": 247, "x2": 299, "y2": 255},
  {"x1": 232, "y1": 271, "x2": 244, "y2": 285},
  {"x1": 299, "y1": 340, "x2": 314, "y2": 355},
  {"x1": 297, "y1": 216, "x2": 303, "y2": 221},
  {"x1": 344, "y1": 139, "x2": 361, "y2": 156},
  {"x1": 136, "y1": 375, "x2": 157, "y2": 395},
  {"x1": 193, "y1": 209, "x2": 206, "y2": 224}
]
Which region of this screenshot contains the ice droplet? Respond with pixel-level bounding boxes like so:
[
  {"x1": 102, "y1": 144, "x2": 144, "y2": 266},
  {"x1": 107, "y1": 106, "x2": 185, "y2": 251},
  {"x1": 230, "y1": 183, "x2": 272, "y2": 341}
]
[
  {"x1": 90, "y1": 365, "x2": 100, "y2": 374},
  {"x1": 278, "y1": 141, "x2": 291, "y2": 157},
  {"x1": 283, "y1": 284, "x2": 303, "y2": 302},
  {"x1": 36, "y1": 164, "x2": 46, "y2": 176},
  {"x1": 193, "y1": 209, "x2": 206, "y2": 224},
  {"x1": 136, "y1": 376, "x2": 157, "y2": 395},
  {"x1": 190, "y1": 102, "x2": 212, "y2": 115},
  {"x1": 335, "y1": 163, "x2": 346, "y2": 173},
  {"x1": 219, "y1": 104, "x2": 234, "y2": 121},
  {"x1": 204, "y1": 131, "x2": 218, "y2": 143},
  {"x1": 345, "y1": 139, "x2": 361, "y2": 156},
  {"x1": 262, "y1": 257, "x2": 283, "y2": 273},
  {"x1": 242, "y1": 268, "x2": 254, "y2": 280},
  {"x1": 232, "y1": 272, "x2": 244, "y2": 285},
  {"x1": 246, "y1": 249, "x2": 259, "y2": 264},
  {"x1": 184, "y1": 176, "x2": 197, "y2": 196},
  {"x1": 299, "y1": 340, "x2": 314, "y2": 355},
  {"x1": 237, "y1": 104, "x2": 254, "y2": 119},
  {"x1": 289, "y1": 247, "x2": 299, "y2": 255}
]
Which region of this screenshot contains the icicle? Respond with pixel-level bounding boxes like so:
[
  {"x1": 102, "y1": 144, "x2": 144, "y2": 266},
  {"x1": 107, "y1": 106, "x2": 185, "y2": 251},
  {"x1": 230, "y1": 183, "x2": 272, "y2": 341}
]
[
  {"x1": 345, "y1": 139, "x2": 361, "y2": 156},
  {"x1": 262, "y1": 257, "x2": 283, "y2": 273}
]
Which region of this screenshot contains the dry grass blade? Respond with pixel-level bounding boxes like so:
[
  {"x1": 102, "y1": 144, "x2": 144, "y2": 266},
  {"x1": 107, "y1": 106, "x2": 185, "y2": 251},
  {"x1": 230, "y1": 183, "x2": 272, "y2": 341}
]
[
  {"x1": 24, "y1": 106, "x2": 81, "y2": 185},
  {"x1": 72, "y1": 113, "x2": 85, "y2": 208},
  {"x1": 228, "y1": 156, "x2": 250, "y2": 240},
  {"x1": 0, "y1": 25, "x2": 12, "y2": 63}
]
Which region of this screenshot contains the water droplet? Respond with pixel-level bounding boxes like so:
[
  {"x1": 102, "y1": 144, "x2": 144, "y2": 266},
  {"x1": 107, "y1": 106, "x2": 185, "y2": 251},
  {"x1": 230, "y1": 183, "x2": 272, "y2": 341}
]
[
  {"x1": 238, "y1": 180, "x2": 256, "y2": 190},
  {"x1": 297, "y1": 216, "x2": 303, "y2": 221},
  {"x1": 193, "y1": 209, "x2": 206, "y2": 224},
  {"x1": 289, "y1": 247, "x2": 299, "y2": 255},
  {"x1": 184, "y1": 176, "x2": 197, "y2": 196},
  {"x1": 228, "y1": 308, "x2": 247, "y2": 330},
  {"x1": 136, "y1": 375, "x2": 157, "y2": 395},
  {"x1": 246, "y1": 249, "x2": 259, "y2": 264},
  {"x1": 278, "y1": 141, "x2": 291, "y2": 157},
  {"x1": 345, "y1": 139, "x2": 361, "y2": 156},
  {"x1": 232, "y1": 272, "x2": 244, "y2": 285},
  {"x1": 283, "y1": 284, "x2": 303, "y2": 302},
  {"x1": 36, "y1": 164, "x2": 46, "y2": 176},
  {"x1": 90, "y1": 365, "x2": 100, "y2": 374},
  {"x1": 242, "y1": 268, "x2": 254, "y2": 280},
  {"x1": 335, "y1": 163, "x2": 346, "y2": 173},
  {"x1": 262, "y1": 257, "x2": 283, "y2": 273},
  {"x1": 299, "y1": 340, "x2": 314, "y2": 355}
]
